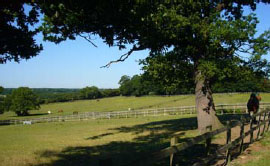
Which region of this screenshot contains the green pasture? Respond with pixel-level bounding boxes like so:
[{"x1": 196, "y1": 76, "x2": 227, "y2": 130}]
[
  {"x1": 1, "y1": 93, "x2": 270, "y2": 120},
  {"x1": 0, "y1": 113, "x2": 251, "y2": 166},
  {"x1": 0, "y1": 114, "x2": 199, "y2": 166},
  {"x1": 0, "y1": 112, "x2": 258, "y2": 166},
  {"x1": 1, "y1": 93, "x2": 270, "y2": 166}
]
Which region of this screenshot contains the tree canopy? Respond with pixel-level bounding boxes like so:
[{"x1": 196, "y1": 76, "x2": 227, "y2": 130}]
[
  {"x1": 80, "y1": 86, "x2": 102, "y2": 99},
  {"x1": 0, "y1": 1, "x2": 42, "y2": 63},
  {"x1": 119, "y1": 75, "x2": 150, "y2": 96},
  {"x1": 36, "y1": 1, "x2": 270, "y2": 66},
  {"x1": 4, "y1": 87, "x2": 40, "y2": 116},
  {"x1": 141, "y1": 50, "x2": 270, "y2": 94}
]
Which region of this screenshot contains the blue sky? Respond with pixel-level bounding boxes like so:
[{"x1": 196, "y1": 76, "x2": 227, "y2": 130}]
[{"x1": 0, "y1": 4, "x2": 269, "y2": 89}]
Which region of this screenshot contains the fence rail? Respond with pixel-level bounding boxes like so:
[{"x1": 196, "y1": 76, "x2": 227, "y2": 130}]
[
  {"x1": 1, "y1": 102, "x2": 270, "y2": 125},
  {"x1": 129, "y1": 107, "x2": 270, "y2": 166}
]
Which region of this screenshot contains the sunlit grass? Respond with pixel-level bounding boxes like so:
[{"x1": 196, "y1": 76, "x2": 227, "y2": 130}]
[
  {"x1": 1, "y1": 93, "x2": 270, "y2": 120},
  {"x1": 0, "y1": 114, "x2": 197, "y2": 166},
  {"x1": 1, "y1": 93, "x2": 270, "y2": 166}
]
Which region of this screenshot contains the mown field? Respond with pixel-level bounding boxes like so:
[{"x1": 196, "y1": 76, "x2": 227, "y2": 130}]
[
  {"x1": 1, "y1": 93, "x2": 270, "y2": 166},
  {"x1": 0, "y1": 115, "x2": 199, "y2": 166},
  {"x1": 0, "y1": 113, "x2": 256, "y2": 166},
  {"x1": 1, "y1": 93, "x2": 270, "y2": 120}
]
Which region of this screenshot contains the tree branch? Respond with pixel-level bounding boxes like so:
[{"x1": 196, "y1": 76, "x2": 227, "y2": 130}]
[
  {"x1": 79, "y1": 34, "x2": 98, "y2": 47},
  {"x1": 101, "y1": 45, "x2": 145, "y2": 68},
  {"x1": 238, "y1": 48, "x2": 253, "y2": 55},
  {"x1": 234, "y1": 51, "x2": 249, "y2": 60}
]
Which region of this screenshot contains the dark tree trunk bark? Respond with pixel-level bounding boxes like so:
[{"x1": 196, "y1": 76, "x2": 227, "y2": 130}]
[{"x1": 195, "y1": 69, "x2": 222, "y2": 134}]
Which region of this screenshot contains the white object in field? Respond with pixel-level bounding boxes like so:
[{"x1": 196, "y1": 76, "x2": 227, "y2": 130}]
[{"x1": 23, "y1": 121, "x2": 32, "y2": 125}]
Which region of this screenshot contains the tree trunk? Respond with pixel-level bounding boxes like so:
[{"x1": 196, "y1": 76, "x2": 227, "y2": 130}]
[{"x1": 195, "y1": 70, "x2": 222, "y2": 134}]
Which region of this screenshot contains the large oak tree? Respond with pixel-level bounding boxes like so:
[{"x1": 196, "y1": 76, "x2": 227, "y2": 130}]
[{"x1": 2, "y1": 1, "x2": 270, "y2": 132}]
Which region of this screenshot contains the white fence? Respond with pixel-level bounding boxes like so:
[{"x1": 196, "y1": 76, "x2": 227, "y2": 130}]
[{"x1": 1, "y1": 102, "x2": 270, "y2": 125}]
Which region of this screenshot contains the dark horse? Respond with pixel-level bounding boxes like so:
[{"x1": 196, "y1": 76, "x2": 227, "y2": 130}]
[{"x1": 247, "y1": 93, "x2": 261, "y2": 123}]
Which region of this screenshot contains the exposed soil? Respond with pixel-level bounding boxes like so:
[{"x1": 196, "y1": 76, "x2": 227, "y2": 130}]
[
  {"x1": 211, "y1": 120, "x2": 269, "y2": 166},
  {"x1": 230, "y1": 141, "x2": 269, "y2": 166}
]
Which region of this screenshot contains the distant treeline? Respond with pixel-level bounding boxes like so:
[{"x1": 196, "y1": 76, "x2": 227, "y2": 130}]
[
  {"x1": 1, "y1": 88, "x2": 79, "y2": 96},
  {"x1": 1, "y1": 74, "x2": 270, "y2": 105},
  {"x1": 2, "y1": 88, "x2": 119, "y2": 104},
  {"x1": 118, "y1": 74, "x2": 270, "y2": 96}
]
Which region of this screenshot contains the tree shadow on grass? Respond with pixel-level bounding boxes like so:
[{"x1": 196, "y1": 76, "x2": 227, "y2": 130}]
[
  {"x1": 218, "y1": 113, "x2": 250, "y2": 124},
  {"x1": 34, "y1": 114, "x2": 247, "y2": 166},
  {"x1": 86, "y1": 132, "x2": 115, "y2": 140}
]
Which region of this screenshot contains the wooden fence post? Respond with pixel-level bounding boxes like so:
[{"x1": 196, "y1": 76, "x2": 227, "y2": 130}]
[
  {"x1": 92, "y1": 112, "x2": 95, "y2": 119},
  {"x1": 250, "y1": 118, "x2": 254, "y2": 144},
  {"x1": 170, "y1": 136, "x2": 178, "y2": 166},
  {"x1": 262, "y1": 111, "x2": 267, "y2": 136},
  {"x1": 256, "y1": 114, "x2": 262, "y2": 140},
  {"x1": 205, "y1": 125, "x2": 212, "y2": 155},
  {"x1": 225, "y1": 121, "x2": 231, "y2": 166},
  {"x1": 267, "y1": 112, "x2": 270, "y2": 131},
  {"x1": 239, "y1": 116, "x2": 245, "y2": 154}
]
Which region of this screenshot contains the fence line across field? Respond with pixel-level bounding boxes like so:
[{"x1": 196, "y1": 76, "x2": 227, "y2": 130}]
[{"x1": 1, "y1": 102, "x2": 270, "y2": 125}]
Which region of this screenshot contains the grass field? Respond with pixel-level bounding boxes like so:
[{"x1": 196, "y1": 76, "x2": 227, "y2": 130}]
[
  {"x1": 0, "y1": 113, "x2": 250, "y2": 166},
  {"x1": 0, "y1": 112, "x2": 264, "y2": 166},
  {"x1": 1, "y1": 93, "x2": 270, "y2": 120},
  {"x1": 0, "y1": 94, "x2": 270, "y2": 166},
  {"x1": 1, "y1": 93, "x2": 270, "y2": 166},
  {"x1": 0, "y1": 114, "x2": 199, "y2": 166}
]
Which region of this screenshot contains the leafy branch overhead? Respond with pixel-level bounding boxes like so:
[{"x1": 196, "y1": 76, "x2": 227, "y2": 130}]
[
  {"x1": 1, "y1": 1, "x2": 270, "y2": 66},
  {"x1": 0, "y1": 1, "x2": 42, "y2": 63},
  {"x1": 38, "y1": 1, "x2": 270, "y2": 65}
]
